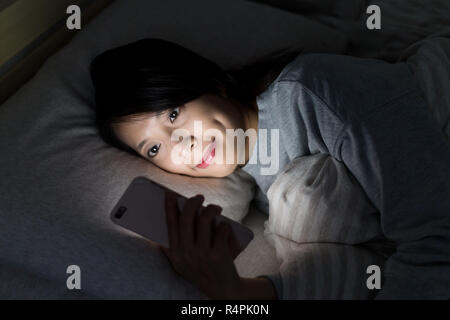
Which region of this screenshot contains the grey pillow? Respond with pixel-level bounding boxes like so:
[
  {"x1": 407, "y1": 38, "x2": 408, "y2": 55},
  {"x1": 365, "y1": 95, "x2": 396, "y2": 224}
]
[{"x1": 0, "y1": 0, "x2": 348, "y2": 298}]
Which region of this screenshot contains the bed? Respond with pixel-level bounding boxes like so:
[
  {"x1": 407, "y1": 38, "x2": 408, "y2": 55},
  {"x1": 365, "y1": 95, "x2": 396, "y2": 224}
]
[{"x1": 0, "y1": 0, "x2": 448, "y2": 299}]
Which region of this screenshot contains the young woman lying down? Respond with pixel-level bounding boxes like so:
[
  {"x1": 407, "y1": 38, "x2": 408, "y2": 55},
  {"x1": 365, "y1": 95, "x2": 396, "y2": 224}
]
[{"x1": 90, "y1": 38, "x2": 450, "y2": 300}]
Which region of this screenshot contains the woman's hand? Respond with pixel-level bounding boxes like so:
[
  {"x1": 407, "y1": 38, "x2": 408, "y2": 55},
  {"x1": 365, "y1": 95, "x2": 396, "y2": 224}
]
[{"x1": 158, "y1": 191, "x2": 243, "y2": 300}]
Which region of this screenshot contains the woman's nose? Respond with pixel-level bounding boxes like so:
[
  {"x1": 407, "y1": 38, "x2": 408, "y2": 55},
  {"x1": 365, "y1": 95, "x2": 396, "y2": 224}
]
[
  {"x1": 184, "y1": 135, "x2": 195, "y2": 150},
  {"x1": 179, "y1": 135, "x2": 197, "y2": 162}
]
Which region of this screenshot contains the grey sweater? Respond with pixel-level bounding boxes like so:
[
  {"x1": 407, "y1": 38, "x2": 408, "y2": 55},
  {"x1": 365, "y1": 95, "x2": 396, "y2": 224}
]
[{"x1": 241, "y1": 53, "x2": 450, "y2": 299}]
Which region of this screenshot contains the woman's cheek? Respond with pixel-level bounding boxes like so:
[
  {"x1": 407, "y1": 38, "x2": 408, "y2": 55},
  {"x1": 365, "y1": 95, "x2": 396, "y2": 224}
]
[{"x1": 167, "y1": 144, "x2": 187, "y2": 166}]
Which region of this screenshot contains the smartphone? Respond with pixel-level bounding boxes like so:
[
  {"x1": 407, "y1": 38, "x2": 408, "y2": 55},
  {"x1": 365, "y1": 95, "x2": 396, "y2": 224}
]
[{"x1": 110, "y1": 176, "x2": 254, "y2": 259}]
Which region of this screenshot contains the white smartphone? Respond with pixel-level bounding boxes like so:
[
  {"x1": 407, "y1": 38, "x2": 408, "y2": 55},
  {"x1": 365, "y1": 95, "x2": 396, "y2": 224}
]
[{"x1": 110, "y1": 176, "x2": 254, "y2": 259}]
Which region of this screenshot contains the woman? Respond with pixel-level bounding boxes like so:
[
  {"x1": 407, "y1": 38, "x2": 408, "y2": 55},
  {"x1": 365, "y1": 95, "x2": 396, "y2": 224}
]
[{"x1": 91, "y1": 38, "x2": 450, "y2": 299}]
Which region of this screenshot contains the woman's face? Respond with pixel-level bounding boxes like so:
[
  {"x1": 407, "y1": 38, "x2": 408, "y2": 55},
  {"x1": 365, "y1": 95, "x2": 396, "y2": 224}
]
[{"x1": 112, "y1": 93, "x2": 248, "y2": 178}]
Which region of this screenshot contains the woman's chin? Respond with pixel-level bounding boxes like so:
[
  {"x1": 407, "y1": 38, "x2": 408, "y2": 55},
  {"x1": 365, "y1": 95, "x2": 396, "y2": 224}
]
[
  {"x1": 210, "y1": 164, "x2": 239, "y2": 178},
  {"x1": 192, "y1": 163, "x2": 238, "y2": 178},
  {"x1": 159, "y1": 162, "x2": 238, "y2": 178}
]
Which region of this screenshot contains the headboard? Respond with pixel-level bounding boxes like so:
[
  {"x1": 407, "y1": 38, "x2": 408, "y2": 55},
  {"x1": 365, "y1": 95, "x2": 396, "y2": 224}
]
[{"x1": 0, "y1": 0, "x2": 113, "y2": 105}]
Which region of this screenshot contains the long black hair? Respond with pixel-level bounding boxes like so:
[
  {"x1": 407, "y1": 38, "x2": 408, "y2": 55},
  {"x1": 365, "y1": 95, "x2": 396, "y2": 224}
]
[{"x1": 90, "y1": 38, "x2": 302, "y2": 155}]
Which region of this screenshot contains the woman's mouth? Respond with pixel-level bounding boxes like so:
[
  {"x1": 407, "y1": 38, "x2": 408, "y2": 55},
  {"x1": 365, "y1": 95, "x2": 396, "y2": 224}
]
[{"x1": 196, "y1": 141, "x2": 216, "y2": 169}]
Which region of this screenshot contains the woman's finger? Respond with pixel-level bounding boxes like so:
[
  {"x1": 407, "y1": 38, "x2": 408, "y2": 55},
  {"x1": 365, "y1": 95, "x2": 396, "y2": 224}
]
[
  {"x1": 164, "y1": 191, "x2": 180, "y2": 250},
  {"x1": 197, "y1": 205, "x2": 222, "y2": 251},
  {"x1": 179, "y1": 194, "x2": 204, "y2": 251}
]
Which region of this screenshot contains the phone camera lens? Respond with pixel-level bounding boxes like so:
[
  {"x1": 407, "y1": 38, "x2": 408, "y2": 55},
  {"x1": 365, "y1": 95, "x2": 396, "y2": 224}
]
[{"x1": 115, "y1": 206, "x2": 127, "y2": 219}]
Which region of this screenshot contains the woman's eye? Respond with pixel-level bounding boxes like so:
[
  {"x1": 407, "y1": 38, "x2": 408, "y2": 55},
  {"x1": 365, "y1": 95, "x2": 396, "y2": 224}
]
[
  {"x1": 168, "y1": 107, "x2": 180, "y2": 124},
  {"x1": 147, "y1": 144, "x2": 160, "y2": 158}
]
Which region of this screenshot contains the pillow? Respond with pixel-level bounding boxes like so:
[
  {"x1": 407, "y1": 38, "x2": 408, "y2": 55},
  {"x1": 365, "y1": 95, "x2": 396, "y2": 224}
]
[{"x1": 0, "y1": 0, "x2": 348, "y2": 298}]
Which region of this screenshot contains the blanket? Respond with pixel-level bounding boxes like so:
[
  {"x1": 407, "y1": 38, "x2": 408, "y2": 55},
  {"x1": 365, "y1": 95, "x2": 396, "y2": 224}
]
[
  {"x1": 263, "y1": 154, "x2": 395, "y2": 299},
  {"x1": 259, "y1": 0, "x2": 450, "y2": 300},
  {"x1": 402, "y1": 33, "x2": 450, "y2": 142}
]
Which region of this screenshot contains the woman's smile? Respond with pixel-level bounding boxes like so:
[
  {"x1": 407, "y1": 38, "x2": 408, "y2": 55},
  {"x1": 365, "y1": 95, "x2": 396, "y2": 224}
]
[{"x1": 197, "y1": 139, "x2": 216, "y2": 169}]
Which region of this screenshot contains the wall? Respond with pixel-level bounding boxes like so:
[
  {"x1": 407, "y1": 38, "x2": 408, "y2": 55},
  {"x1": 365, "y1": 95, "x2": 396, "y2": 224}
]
[{"x1": 0, "y1": 0, "x2": 114, "y2": 104}]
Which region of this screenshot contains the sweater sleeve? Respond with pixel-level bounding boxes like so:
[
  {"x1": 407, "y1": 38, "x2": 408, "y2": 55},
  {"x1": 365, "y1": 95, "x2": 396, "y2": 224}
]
[{"x1": 335, "y1": 89, "x2": 450, "y2": 299}]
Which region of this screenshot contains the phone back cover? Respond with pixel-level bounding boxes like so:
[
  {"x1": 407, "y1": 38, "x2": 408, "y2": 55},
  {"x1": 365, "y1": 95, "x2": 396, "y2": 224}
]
[
  {"x1": 110, "y1": 177, "x2": 170, "y2": 247},
  {"x1": 110, "y1": 177, "x2": 254, "y2": 255}
]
